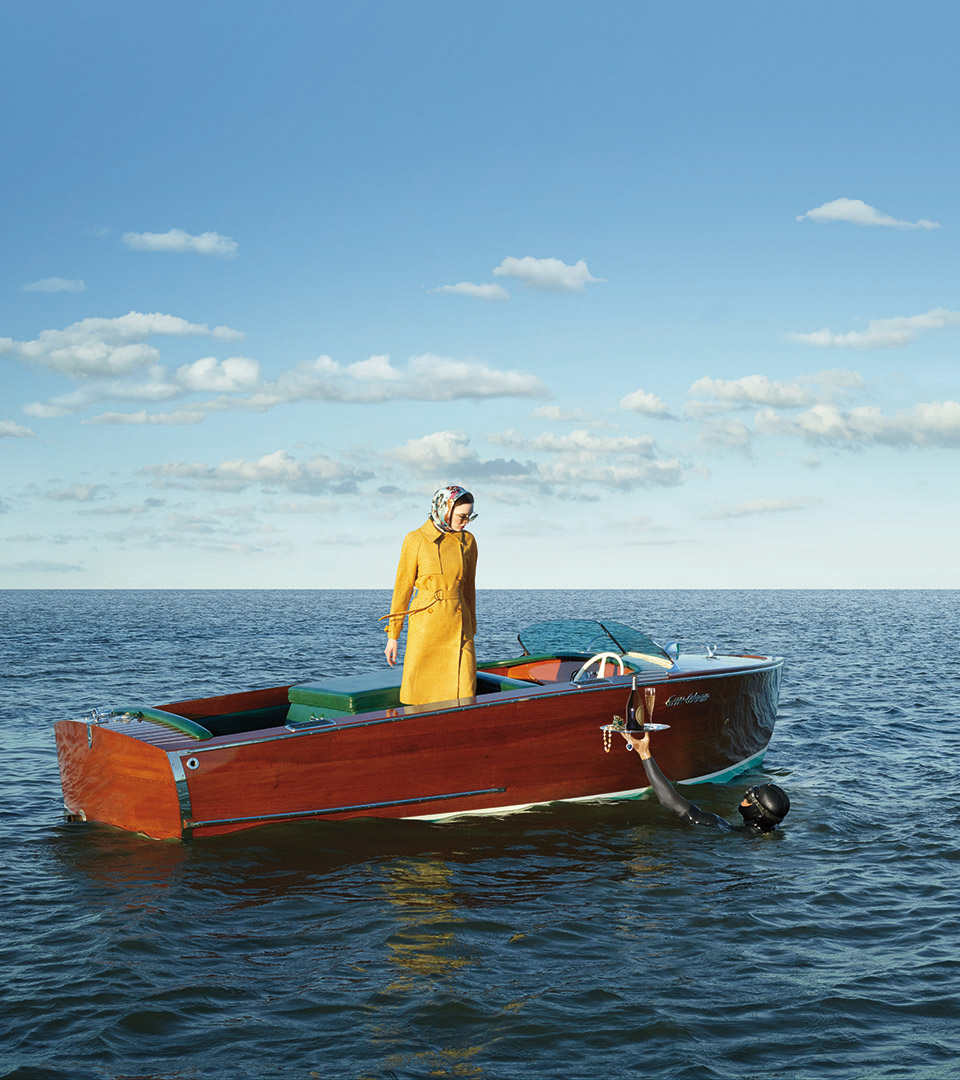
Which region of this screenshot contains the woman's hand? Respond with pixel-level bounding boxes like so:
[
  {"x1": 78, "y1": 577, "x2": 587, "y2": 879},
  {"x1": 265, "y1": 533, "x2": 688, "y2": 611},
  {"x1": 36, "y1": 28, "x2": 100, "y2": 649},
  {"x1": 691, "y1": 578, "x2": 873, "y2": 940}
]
[
  {"x1": 622, "y1": 731, "x2": 651, "y2": 758},
  {"x1": 384, "y1": 638, "x2": 398, "y2": 667}
]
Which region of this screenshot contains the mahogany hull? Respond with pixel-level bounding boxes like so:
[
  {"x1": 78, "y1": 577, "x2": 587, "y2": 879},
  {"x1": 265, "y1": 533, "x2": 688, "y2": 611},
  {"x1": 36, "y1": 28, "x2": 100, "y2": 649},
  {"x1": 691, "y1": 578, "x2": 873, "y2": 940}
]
[{"x1": 54, "y1": 658, "x2": 782, "y2": 840}]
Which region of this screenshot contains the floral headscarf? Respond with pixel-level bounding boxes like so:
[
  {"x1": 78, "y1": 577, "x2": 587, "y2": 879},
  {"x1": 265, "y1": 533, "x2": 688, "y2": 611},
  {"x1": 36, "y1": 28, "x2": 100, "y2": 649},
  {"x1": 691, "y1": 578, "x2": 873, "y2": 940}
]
[{"x1": 430, "y1": 485, "x2": 475, "y2": 533}]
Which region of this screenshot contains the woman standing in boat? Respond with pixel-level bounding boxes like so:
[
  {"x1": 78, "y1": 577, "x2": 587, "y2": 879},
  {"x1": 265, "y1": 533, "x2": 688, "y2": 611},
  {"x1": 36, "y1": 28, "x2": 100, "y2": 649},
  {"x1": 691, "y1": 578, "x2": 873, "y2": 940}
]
[{"x1": 383, "y1": 485, "x2": 478, "y2": 705}]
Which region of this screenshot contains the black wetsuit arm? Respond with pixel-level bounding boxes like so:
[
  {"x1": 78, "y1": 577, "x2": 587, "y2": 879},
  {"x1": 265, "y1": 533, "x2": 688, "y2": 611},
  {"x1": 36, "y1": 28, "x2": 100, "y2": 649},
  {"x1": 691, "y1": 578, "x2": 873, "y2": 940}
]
[
  {"x1": 641, "y1": 755, "x2": 732, "y2": 830},
  {"x1": 641, "y1": 755, "x2": 694, "y2": 816}
]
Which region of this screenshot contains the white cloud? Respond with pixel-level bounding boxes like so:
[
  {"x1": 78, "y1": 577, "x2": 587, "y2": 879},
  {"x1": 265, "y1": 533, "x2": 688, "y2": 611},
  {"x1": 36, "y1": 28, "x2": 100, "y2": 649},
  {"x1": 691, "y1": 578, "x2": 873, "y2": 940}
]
[
  {"x1": 491, "y1": 428, "x2": 657, "y2": 457},
  {"x1": 620, "y1": 388, "x2": 670, "y2": 416},
  {"x1": 480, "y1": 426, "x2": 684, "y2": 492},
  {"x1": 175, "y1": 356, "x2": 261, "y2": 392},
  {"x1": 394, "y1": 430, "x2": 480, "y2": 473},
  {"x1": 689, "y1": 370, "x2": 863, "y2": 409},
  {"x1": 80, "y1": 498, "x2": 167, "y2": 516},
  {"x1": 11, "y1": 311, "x2": 244, "y2": 377},
  {"x1": 790, "y1": 308, "x2": 960, "y2": 350},
  {"x1": 493, "y1": 256, "x2": 604, "y2": 293},
  {"x1": 0, "y1": 420, "x2": 35, "y2": 439},
  {"x1": 697, "y1": 418, "x2": 754, "y2": 458},
  {"x1": 407, "y1": 354, "x2": 545, "y2": 400},
  {"x1": 25, "y1": 359, "x2": 251, "y2": 418},
  {"x1": 141, "y1": 449, "x2": 371, "y2": 494},
  {"x1": 703, "y1": 497, "x2": 821, "y2": 520},
  {"x1": 46, "y1": 483, "x2": 109, "y2": 502},
  {"x1": 392, "y1": 430, "x2": 529, "y2": 479},
  {"x1": 22, "y1": 348, "x2": 545, "y2": 423},
  {"x1": 533, "y1": 405, "x2": 592, "y2": 422},
  {"x1": 122, "y1": 229, "x2": 239, "y2": 257},
  {"x1": 0, "y1": 560, "x2": 83, "y2": 573},
  {"x1": 796, "y1": 198, "x2": 941, "y2": 230},
  {"x1": 429, "y1": 281, "x2": 510, "y2": 302},
  {"x1": 345, "y1": 354, "x2": 403, "y2": 382},
  {"x1": 20, "y1": 278, "x2": 86, "y2": 293},
  {"x1": 755, "y1": 400, "x2": 960, "y2": 448},
  {"x1": 84, "y1": 408, "x2": 208, "y2": 426},
  {"x1": 247, "y1": 353, "x2": 547, "y2": 408},
  {"x1": 537, "y1": 456, "x2": 683, "y2": 490}
]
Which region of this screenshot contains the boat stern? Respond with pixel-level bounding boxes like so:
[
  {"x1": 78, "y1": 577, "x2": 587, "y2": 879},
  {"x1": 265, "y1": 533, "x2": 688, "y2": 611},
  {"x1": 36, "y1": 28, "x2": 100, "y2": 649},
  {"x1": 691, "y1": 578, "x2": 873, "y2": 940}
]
[{"x1": 54, "y1": 719, "x2": 185, "y2": 840}]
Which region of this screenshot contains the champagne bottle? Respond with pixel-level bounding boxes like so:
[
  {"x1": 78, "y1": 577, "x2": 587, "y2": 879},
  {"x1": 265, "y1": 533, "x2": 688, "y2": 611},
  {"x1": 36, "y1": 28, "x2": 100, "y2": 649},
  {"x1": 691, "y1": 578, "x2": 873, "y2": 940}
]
[{"x1": 625, "y1": 674, "x2": 641, "y2": 732}]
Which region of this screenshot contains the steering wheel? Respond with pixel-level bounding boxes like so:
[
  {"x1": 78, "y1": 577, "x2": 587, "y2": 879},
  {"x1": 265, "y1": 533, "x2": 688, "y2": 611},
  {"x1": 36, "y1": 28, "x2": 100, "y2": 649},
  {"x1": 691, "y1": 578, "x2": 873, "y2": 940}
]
[{"x1": 573, "y1": 651, "x2": 625, "y2": 682}]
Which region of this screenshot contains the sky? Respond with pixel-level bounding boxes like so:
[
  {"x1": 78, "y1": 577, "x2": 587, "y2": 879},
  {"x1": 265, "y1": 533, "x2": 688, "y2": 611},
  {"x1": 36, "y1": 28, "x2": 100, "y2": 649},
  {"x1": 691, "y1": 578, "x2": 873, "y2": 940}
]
[{"x1": 2, "y1": 0, "x2": 959, "y2": 589}]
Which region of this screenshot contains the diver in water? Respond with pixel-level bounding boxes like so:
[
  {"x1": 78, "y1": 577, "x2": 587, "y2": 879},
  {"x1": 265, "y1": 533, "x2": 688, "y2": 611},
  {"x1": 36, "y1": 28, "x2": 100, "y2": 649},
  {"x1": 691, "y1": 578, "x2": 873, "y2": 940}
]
[{"x1": 623, "y1": 731, "x2": 790, "y2": 833}]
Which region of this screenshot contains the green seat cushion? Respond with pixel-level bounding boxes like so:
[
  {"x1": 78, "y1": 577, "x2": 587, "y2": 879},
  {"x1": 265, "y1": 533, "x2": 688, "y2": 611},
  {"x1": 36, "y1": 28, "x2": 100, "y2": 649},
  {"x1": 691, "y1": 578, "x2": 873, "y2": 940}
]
[
  {"x1": 288, "y1": 672, "x2": 403, "y2": 714},
  {"x1": 285, "y1": 702, "x2": 353, "y2": 725}
]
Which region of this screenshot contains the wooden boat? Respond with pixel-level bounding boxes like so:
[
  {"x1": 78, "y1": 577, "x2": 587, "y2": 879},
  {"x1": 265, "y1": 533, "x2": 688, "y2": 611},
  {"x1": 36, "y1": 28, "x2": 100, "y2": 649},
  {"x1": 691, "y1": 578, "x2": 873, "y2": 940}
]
[{"x1": 54, "y1": 619, "x2": 783, "y2": 840}]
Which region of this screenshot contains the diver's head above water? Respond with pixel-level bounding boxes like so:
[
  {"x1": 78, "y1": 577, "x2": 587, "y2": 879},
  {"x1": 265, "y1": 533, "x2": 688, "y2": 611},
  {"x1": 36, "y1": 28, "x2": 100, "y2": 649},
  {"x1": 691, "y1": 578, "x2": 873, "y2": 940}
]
[{"x1": 738, "y1": 783, "x2": 790, "y2": 831}]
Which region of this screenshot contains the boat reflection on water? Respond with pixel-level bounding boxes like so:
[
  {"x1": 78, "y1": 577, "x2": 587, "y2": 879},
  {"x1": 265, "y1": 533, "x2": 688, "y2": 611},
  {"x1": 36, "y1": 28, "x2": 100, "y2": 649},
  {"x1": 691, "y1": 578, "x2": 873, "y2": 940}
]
[{"x1": 369, "y1": 857, "x2": 485, "y2": 1077}]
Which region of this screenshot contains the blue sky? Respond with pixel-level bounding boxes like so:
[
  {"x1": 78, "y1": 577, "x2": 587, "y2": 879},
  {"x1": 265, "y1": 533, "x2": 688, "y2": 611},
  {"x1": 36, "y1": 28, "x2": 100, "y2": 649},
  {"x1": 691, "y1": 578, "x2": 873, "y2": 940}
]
[{"x1": 2, "y1": 0, "x2": 959, "y2": 588}]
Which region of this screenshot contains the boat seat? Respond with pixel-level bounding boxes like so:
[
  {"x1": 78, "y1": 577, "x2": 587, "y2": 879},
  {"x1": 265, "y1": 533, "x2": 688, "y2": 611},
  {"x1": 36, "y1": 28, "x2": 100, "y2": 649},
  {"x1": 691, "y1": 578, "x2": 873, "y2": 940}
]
[
  {"x1": 474, "y1": 671, "x2": 539, "y2": 694},
  {"x1": 286, "y1": 669, "x2": 538, "y2": 723},
  {"x1": 287, "y1": 671, "x2": 403, "y2": 721}
]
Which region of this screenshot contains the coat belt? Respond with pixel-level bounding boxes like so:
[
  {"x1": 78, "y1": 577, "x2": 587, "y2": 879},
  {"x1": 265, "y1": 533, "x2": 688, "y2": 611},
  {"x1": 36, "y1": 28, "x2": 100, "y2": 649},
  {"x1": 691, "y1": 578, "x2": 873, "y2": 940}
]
[{"x1": 378, "y1": 587, "x2": 461, "y2": 627}]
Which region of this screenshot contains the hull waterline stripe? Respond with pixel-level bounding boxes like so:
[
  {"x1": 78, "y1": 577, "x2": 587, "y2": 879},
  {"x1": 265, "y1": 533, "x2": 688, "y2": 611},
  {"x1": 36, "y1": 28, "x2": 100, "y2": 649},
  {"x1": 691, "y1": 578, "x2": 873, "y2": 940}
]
[
  {"x1": 676, "y1": 747, "x2": 767, "y2": 785},
  {"x1": 187, "y1": 786, "x2": 507, "y2": 829}
]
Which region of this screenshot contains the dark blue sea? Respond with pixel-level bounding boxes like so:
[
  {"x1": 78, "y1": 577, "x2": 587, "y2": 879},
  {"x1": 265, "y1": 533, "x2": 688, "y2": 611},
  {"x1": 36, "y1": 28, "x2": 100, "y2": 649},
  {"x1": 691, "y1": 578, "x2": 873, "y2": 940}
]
[{"x1": 2, "y1": 590, "x2": 959, "y2": 1080}]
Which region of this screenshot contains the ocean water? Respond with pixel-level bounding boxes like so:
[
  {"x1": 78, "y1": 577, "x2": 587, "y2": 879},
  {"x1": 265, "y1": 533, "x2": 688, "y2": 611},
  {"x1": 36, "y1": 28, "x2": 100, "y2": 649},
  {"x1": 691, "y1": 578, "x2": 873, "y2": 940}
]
[{"x1": 2, "y1": 589, "x2": 959, "y2": 1080}]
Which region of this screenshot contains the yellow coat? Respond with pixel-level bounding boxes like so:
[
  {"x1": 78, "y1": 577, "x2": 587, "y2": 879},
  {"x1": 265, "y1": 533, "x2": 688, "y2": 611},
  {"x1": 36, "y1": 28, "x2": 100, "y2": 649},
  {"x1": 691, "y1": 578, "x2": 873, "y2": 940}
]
[{"x1": 386, "y1": 521, "x2": 478, "y2": 706}]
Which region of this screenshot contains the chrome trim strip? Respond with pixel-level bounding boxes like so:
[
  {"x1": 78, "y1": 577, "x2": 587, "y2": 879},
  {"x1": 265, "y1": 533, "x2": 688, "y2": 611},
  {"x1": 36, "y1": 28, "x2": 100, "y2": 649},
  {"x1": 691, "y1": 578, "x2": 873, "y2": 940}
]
[
  {"x1": 187, "y1": 786, "x2": 507, "y2": 829},
  {"x1": 167, "y1": 753, "x2": 194, "y2": 835}
]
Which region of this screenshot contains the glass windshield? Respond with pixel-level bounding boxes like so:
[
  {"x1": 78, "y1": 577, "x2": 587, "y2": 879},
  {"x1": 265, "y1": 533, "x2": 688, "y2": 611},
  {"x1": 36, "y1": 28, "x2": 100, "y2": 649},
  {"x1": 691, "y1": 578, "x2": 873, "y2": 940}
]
[{"x1": 517, "y1": 619, "x2": 672, "y2": 664}]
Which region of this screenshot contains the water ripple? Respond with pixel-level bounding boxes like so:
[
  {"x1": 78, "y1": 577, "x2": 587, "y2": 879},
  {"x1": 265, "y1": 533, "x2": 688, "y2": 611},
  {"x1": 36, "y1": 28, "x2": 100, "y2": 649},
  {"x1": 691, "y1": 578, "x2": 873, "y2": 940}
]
[{"x1": 2, "y1": 589, "x2": 959, "y2": 1079}]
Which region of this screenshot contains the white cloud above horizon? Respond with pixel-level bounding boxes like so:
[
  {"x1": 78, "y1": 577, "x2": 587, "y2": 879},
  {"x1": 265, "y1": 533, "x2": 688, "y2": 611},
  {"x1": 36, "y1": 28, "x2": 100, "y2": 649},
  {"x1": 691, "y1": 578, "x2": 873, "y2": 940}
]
[
  {"x1": 245, "y1": 353, "x2": 548, "y2": 408},
  {"x1": 392, "y1": 430, "x2": 529, "y2": 479},
  {"x1": 141, "y1": 449, "x2": 371, "y2": 495},
  {"x1": 533, "y1": 405, "x2": 593, "y2": 422},
  {"x1": 489, "y1": 428, "x2": 657, "y2": 457},
  {"x1": 46, "y1": 483, "x2": 109, "y2": 502},
  {"x1": 121, "y1": 229, "x2": 239, "y2": 256},
  {"x1": 796, "y1": 198, "x2": 941, "y2": 230},
  {"x1": 429, "y1": 281, "x2": 510, "y2": 302},
  {"x1": 697, "y1": 417, "x2": 754, "y2": 458},
  {"x1": 702, "y1": 496, "x2": 821, "y2": 519},
  {"x1": 493, "y1": 256, "x2": 604, "y2": 293},
  {"x1": 756, "y1": 400, "x2": 960, "y2": 448},
  {"x1": 10, "y1": 311, "x2": 244, "y2": 379},
  {"x1": 620, "y1": 388, "x2": 671, "y2": 416},
  {"x1": 0, "y1": 420, "x2": 35, "y2": 438},
  {"x1": 392, "y1": 428, "x2": 682, "y2": 492},
  {"x1": 20, "y1": 278, "x2": 87, "y2": 293},
  {"x1": 789, "y1": 308, "x2": 960, "y2": 350},
  {"x1": 84, "y1": 408, "x2": 209, "y2": 426},
  {"x1": 689, "y1": 370, "x2": 863, "y2": 409},
  {"x1": 22, "y1": 349, "x2": 548, "y2": 421}
]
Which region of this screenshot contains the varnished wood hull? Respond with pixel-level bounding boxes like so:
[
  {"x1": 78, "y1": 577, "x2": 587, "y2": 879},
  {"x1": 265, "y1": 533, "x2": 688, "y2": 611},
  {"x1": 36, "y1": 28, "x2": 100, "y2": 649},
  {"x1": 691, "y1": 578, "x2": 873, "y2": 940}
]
[{"x1": 54, "y1": 657, "x2": 782, "y2": 840}]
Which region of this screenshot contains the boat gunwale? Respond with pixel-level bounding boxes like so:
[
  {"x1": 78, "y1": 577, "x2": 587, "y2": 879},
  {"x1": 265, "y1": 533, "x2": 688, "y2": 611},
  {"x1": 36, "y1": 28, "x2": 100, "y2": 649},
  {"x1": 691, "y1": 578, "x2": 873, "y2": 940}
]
[
  {"x1": 163, "y1": 654, "x2": 784, "y2": 755},
  {"x1": 56, "y1": 653, "x2": 784, "y2": 757}
]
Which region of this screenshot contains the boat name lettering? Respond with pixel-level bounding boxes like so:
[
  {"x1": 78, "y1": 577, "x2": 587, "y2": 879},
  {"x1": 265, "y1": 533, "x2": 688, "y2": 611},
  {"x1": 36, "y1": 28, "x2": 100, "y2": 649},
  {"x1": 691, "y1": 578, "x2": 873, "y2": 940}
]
[{"x1": 664, "y1": 693, "x2": 710, "y2": 707}]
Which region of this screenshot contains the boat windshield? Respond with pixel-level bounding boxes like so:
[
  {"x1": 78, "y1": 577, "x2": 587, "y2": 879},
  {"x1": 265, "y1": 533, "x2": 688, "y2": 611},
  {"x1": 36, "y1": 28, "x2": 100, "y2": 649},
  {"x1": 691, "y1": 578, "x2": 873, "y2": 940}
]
[{"x1": 517, "y1": 619, "x2": 673, "y2": 665}]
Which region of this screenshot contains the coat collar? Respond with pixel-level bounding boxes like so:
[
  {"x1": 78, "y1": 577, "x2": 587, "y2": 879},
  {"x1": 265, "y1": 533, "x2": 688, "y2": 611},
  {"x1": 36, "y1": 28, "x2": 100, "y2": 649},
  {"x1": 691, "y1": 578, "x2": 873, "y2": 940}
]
[
  {"x1": 418, "y1": 520, "x2": 469, "y2": 545},
  {"x1": 418, "y1": 520, "x2": 444, "y2": 544}
]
